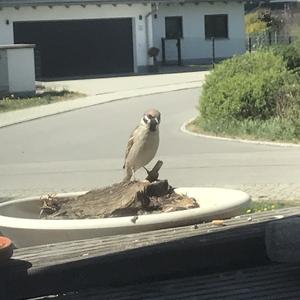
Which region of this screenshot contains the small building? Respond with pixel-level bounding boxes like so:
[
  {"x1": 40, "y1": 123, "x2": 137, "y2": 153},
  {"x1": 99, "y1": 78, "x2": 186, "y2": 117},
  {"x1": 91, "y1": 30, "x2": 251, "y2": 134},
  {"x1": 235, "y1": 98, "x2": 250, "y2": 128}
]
[
  {"x1": 0, "y1": 44, "x2": 35, "y2": 96},
  {"x1": 0, "y1": 0, "x2": 246, "y2": 79}
]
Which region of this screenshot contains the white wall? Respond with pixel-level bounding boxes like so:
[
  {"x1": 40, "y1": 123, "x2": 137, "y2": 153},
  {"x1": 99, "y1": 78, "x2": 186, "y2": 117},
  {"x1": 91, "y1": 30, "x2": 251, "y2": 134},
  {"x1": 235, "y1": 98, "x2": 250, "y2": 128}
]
[
  {"x1": 0, "y1": 2, "x2": 246, "y2": 71},
  {"x1": 0, "y1": 49, "x2": 9, "y2": 93},
  {"x1": 0, "y1": 4, "x2": 152, "y2": 69},
  {"x1": 152, "y1": 2, "x2": 246, "y2": 62},
  {"x1": 7, "y1": 47, "x2": 36, "y2": 94}
]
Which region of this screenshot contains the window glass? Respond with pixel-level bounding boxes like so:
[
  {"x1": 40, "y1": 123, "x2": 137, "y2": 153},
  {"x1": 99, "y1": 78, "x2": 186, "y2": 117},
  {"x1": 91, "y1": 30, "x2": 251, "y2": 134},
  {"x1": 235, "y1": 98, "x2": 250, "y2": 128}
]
[
  {"x1": 165, "y1": 16, "x2": 183, "y2": 39},
  {"x1": 205, "y1": 14, "x2": 228, "y2": 39}
]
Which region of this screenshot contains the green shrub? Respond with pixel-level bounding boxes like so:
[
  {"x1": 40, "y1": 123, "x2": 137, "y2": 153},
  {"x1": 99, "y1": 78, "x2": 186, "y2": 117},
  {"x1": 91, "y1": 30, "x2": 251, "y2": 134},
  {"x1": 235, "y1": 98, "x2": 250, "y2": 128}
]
[
  {"x1": 272, "y1": 43, "x2": 300, "y2": 71},
  {"x1": 245, "y1": 11, "x2": 267, "y2": 34},
  {"x1": 200, "y1": 51, "x2": 287, "y2": 122},
  {"x1": 198, "y1": 50, "x2": 300, "y2": 142}
]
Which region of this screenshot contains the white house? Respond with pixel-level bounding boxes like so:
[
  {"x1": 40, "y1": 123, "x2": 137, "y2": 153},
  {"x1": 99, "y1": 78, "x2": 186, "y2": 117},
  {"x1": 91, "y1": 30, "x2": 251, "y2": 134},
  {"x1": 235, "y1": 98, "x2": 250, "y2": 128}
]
[{"x1": 0, "y1": 0, "x2": 246, "y2": 79}]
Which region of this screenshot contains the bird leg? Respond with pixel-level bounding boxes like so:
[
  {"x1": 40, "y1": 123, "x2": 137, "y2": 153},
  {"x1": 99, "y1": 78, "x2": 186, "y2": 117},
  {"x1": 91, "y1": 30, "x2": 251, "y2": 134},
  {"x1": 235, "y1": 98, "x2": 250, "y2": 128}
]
[
  {"x1": 132, "y1": 168, "x2": 136, "y2": 181},
  {"x1": 123, "y1": 165, "x2": 133, "y2": 182}
]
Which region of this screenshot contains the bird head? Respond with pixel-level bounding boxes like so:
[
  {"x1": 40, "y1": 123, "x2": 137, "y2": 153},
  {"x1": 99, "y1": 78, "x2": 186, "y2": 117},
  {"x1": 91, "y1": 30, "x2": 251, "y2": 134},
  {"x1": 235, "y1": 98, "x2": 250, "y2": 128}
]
[{"x1": 141, "y1": 108, "x2": 161, "y2": 132}]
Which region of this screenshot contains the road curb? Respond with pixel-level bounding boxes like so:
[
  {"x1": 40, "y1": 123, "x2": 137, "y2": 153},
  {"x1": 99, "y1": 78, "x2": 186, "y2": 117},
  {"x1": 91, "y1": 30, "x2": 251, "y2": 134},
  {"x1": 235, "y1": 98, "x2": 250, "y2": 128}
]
[
  {"x1": 181, "y1": 118, "x2": 300, "y2": 148},
  {"x1": 0, "y1": 82, "x2": 201, "y2": 129}
]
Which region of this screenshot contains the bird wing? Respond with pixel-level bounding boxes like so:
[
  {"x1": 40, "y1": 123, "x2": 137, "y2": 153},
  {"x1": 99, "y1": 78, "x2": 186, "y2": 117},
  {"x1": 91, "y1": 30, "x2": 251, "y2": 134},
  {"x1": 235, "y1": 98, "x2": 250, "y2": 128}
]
[{"x1": 123, "y1": 126, "x2": 138, "y2": 169}]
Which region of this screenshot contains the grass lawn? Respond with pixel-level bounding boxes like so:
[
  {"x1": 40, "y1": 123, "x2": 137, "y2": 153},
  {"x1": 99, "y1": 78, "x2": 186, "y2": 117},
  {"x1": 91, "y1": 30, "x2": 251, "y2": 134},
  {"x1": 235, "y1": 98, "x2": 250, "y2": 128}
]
[
  {"x1": 245, "y1": 200, "x2": 300, "y2": 214},
  {"x1": 0, "y1": 86, "x2": 84, "y2": 113},
  {"x1": 187, "y1": 118, "x2": 300, "y2": 144}
]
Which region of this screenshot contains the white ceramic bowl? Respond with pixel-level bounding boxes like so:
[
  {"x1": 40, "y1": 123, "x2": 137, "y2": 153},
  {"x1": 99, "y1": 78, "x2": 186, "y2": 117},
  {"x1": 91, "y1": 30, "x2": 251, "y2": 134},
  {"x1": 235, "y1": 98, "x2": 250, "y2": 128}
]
[{"x1": 0, "y1": 187, "x2": 251, "y2": 247}]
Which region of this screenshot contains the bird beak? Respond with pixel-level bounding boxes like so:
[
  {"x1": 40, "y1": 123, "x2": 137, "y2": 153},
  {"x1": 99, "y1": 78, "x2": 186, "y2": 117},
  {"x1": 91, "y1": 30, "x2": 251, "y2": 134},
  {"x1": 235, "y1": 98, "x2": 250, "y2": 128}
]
[{"x1": 149, "y1": 118, "x2": 159, "y2": 131}]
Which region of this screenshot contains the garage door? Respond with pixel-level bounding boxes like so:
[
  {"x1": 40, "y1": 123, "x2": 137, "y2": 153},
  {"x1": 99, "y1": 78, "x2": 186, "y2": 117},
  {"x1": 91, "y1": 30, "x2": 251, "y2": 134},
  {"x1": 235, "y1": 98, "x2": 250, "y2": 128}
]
[{"x1": 14, "y1": 18, "x2": 134, "y2": 78}]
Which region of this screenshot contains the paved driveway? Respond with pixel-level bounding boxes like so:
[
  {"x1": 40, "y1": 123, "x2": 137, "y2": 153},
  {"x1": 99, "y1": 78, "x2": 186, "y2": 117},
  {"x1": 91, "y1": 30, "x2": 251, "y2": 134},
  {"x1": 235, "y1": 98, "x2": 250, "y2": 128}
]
[
  {"x1": 41, "y1": 71, "x2": 208, "y2": 95},
  {"x1": 1, "y1": 88, "x2": 300, "y2": 202},
  {"x1": 1, "y1": 71, "x2": 208, "y2": 129}
]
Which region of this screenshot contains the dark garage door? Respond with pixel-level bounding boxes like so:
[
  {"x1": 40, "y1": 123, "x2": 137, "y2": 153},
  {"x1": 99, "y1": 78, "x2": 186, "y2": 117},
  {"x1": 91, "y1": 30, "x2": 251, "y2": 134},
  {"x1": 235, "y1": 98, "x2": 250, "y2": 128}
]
[{"x1": 14, "y1": 18, "x2": 134, "y2": 78}]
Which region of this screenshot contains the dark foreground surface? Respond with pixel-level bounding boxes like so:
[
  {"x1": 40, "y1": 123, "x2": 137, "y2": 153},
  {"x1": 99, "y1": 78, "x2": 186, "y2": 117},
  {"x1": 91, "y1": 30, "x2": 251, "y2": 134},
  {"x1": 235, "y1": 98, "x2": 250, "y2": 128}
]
[{"x1": 1, "y1": 207, "x2": 300, "y2": 299}]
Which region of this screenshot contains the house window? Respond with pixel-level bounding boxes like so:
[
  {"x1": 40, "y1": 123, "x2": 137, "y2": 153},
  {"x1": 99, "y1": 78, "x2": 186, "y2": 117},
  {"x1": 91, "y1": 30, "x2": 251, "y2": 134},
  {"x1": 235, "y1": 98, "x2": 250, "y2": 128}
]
[
  {"x1": 165, "y1": 16, "x2": 183, "y2": 39},
  {"x1": 205, "y1": 14, "x2": 228, "y2": 39}
]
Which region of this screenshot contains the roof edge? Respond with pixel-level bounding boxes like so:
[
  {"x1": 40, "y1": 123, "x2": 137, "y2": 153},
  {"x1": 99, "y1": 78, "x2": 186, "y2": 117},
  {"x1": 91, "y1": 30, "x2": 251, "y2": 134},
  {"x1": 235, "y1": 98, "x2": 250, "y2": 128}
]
[{"x1": 0, "y1": 0, "x2": 247, "y2": 8}]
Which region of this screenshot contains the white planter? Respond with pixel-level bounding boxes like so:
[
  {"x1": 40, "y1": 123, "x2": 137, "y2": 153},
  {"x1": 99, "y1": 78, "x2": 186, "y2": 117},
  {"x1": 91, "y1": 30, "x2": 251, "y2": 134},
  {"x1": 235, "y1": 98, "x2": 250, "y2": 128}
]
[{"x1": 0, "y1": 188, "x2": 250, "y2": 248}]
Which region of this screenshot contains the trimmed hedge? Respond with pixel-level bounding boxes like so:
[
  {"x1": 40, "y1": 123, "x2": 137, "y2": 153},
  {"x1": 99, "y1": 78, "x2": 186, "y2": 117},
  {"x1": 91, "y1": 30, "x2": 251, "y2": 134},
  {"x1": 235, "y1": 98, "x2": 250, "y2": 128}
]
[
  {"x1": 198, "y1": 50, "x2": 300, "y2": 141},
  {"x1": 272, "y1": 43, "x2": 300, "y2": 71},
  {"x1": 200, "y1": 51, "x2": 287, "y2": 121}
]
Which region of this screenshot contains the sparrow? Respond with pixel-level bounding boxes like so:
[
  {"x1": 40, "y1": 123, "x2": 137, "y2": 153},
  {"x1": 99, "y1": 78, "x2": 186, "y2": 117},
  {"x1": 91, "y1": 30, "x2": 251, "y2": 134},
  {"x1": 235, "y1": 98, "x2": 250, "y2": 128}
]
[{"x1": 123, "y1": 108, "x2": 161, "y2": 181}]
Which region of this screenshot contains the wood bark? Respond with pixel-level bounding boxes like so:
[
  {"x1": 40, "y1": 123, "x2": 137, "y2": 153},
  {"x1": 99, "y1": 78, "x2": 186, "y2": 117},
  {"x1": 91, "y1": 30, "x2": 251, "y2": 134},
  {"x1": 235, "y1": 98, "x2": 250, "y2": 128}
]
[{"x1": 40, "y1": 161, "x2": 198, "y2": 219}]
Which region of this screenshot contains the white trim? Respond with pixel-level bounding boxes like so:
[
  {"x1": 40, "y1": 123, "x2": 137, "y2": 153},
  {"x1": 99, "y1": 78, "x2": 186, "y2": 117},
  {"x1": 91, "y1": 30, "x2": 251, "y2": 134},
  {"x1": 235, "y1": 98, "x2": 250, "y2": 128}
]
[{"x1": 132, "y1": 17, "x2": 138, "y2": 72}]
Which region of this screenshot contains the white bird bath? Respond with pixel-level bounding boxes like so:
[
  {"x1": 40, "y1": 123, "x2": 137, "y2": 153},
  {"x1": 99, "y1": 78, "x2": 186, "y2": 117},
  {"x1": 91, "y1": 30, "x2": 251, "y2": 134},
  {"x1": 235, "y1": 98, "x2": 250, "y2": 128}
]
[{"x1": 0, "y1": 187, "x2": 251, "y2": 248}]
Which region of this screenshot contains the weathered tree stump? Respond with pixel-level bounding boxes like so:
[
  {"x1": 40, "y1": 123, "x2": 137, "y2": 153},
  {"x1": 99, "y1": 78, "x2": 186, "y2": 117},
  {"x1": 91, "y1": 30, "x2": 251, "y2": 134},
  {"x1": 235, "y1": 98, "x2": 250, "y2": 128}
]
[{"x1": 40, "y1": 161, "x2": 199, "y2": 219}]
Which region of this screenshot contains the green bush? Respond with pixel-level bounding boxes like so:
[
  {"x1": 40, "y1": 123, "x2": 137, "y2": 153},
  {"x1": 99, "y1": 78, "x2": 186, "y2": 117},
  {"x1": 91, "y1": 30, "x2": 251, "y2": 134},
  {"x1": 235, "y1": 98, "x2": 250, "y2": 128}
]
[
  {"x1": 245, "y1": 11, "x2": 267, "y2": 34},
  {"x1": 272, "y1": 43, "x2": 300, "y2": 71},
  {"x1": 199, "y1": 50, "x2": 300, "y2": 142},
  {"x1": 200, "y1": 51, "x2": 287, "y2": 121}
]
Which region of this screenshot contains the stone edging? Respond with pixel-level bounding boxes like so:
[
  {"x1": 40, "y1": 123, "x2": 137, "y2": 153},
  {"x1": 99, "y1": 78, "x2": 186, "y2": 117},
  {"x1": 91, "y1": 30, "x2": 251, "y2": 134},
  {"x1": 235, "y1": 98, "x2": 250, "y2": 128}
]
[{"x1": 181, "y1": 118, "x2": 300, "y2": 148}]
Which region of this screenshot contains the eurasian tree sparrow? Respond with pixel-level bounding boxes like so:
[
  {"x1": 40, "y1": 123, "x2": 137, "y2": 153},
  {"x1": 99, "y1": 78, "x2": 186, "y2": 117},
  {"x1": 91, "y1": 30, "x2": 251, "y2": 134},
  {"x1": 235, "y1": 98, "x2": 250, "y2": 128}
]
[{"x1": 123, "y1": 108, "x2": 161, "y2": 181}]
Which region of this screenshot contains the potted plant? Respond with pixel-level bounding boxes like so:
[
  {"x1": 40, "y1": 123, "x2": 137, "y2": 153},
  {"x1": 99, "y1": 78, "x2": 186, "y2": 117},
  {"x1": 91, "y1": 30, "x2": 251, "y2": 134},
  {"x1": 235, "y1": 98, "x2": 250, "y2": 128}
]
[
  {"x1": 148, "y1": 47, "x2": 160, "y2": 73},
  {"x1": 0, "y1": 236, "x2": 13, "y2": 263}
]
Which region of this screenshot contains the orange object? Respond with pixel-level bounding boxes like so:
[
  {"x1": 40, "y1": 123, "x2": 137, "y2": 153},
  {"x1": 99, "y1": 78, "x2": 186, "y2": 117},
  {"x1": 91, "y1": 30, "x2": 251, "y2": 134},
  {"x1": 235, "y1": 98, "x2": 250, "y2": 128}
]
[
  {"x1": 0, "y1": 236, "x2": 13, "y2": 262},
  {"x1": 212, "y1": 220, "x2": 226, "y2": 226}
]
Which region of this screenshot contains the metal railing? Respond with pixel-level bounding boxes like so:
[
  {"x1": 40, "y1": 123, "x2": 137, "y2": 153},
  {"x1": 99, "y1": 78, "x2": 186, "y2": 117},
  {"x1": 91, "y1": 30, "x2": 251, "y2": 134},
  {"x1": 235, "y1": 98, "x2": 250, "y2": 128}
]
[
  {"x1": 156, "y1": 34, "x2": 297, "y2": 69},
  {"x1": 158, "y1": 37, "x2": 246, "y2": 67},
  {"x1": 161, "y1": 38, "x2": 182, "y2": 66},
  {"x1": 247, "y1": 32, "x2": 295, "y2": 52}
]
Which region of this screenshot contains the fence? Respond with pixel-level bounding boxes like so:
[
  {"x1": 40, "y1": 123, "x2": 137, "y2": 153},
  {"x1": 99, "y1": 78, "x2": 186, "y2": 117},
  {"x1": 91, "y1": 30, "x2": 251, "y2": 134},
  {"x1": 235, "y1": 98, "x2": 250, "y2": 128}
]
[
  {"x1": 247, "y1": 32, "x2": 295, "y2": 52},
  {"x1": 158, "y1": 33, "x2": 296, "y2": 68},
  {"x1": 159, "y1": 37, "x2": 246, "y2": 67}
]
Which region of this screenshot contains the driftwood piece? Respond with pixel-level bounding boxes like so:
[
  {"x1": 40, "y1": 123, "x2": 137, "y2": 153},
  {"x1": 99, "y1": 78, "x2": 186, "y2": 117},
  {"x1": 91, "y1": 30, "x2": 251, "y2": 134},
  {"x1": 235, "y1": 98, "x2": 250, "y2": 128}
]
[
  {"x1": 144, "y1": 160, "x2": 163, "y2": 182},
  {"x1": 40, "y1": 161, "x2": 199, "y2": 219}
]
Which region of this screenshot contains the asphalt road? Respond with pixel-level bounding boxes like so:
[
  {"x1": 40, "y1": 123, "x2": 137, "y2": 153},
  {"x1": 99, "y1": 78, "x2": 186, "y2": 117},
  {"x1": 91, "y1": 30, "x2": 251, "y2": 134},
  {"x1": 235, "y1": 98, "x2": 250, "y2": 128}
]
[{"x1": 1, "y1": 88, "x2": 300, "y2": 199}]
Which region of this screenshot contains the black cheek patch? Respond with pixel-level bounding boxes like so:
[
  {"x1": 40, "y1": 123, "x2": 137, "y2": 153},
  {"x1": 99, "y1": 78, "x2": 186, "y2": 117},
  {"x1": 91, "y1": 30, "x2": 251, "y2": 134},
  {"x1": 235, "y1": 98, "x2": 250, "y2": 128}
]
[{"x1": 149, "y1": 119, "x2": 157, "y2": 131}]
